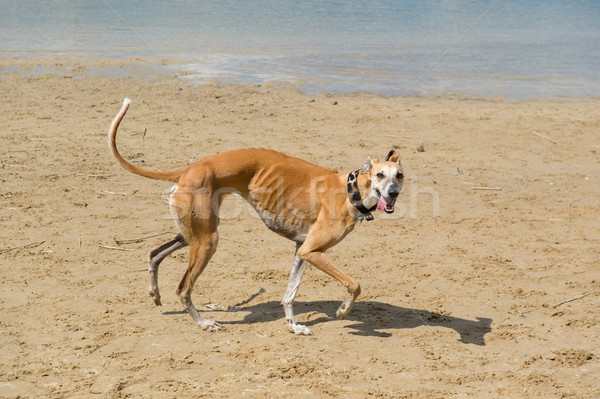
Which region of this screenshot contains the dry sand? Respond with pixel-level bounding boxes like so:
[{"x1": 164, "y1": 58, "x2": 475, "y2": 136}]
[{"x1": 1, "y1": 57, "x2": 599, "y2": 398}]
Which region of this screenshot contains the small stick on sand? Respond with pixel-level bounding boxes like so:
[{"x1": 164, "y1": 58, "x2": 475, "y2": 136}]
[
  {"x1": 552, "y1": 289, "x2": 600, "y2": 308},
  {"x1": 99, "y1": 245, "x2": 132, "y2": 251},
  {"x1": 0, "y1": 240, "x2": 46, "y2": 254},
  {"x1": 522, "y1": 218, "x2": 562, "y2": 222},
  {"x1": 532, "y1": 130, "x2": 556, "y2": 144},
  {"x1": 471, "y1": 186, "x2": 502, "y2": 191},
  {"x1": 8, "y1": 149, "x2": 41, "y2": 153},
  {"x1": 383, "y1": 134, "x2": 412, "y2": 138},
  {"x1": 100, "y1": 190, "x2": 138, "y2": 196},
  {"x1": 78, "y1": 173, "x2": 115, "y2": 178},
  {"x1": 114, "y1": 231, "x2": 176, "y2": 245}
]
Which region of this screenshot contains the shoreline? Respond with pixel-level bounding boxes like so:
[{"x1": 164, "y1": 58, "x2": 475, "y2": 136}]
[{"x1": 2, "y1": 55, "x2": 598, "y2": 102}]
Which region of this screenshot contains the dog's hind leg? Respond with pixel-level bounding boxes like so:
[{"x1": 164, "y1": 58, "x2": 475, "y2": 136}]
[
  {"x1": 176, "y1": 232, "x2": 220, "y2": 331},
  {"x1": 281, "y1": 243, "x2": 312, "y2": 335},
  {"x1": 148, "y1": 233, "x2": 188, "y2": 306},
  {"x1": 170, "y1": 179, "x2": 223, "y2": 331}
]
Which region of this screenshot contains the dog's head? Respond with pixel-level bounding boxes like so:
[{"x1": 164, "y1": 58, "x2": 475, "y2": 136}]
[{"x1": 364, "y1": 149, "x2": 404, "y2": 214}]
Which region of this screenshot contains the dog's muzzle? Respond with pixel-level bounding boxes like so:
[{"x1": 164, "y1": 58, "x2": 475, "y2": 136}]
[{"x1": 376, "y1": 189, "x2": 398, "y2": 214}]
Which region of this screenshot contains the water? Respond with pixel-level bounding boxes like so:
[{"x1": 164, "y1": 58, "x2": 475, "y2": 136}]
[{"x1": 1, "y1": 0, "x2": 599, "y2": 98}]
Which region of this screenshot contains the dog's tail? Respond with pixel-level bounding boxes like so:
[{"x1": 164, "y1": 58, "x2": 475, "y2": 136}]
[{"x1": 108, "y1": 98, "x2": 185, "y2": 182}]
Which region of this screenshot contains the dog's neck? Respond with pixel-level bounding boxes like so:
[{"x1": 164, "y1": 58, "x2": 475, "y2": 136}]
[
  {"x1": 346, "y1": 170, "x2": 379, "y2": 221},
  {"x1": 356, "y1": 172, "x2": 379, "y2": 208}
]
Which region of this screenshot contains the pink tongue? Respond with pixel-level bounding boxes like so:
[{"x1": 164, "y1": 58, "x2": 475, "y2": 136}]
[{"x1": 377, "y1": 196, "x2": 388, "y2": 213}]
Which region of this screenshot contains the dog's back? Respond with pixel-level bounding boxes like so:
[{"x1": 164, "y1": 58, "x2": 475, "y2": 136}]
[{"x1": 187, "y1": 148, "x2": 342, "y2": 242}]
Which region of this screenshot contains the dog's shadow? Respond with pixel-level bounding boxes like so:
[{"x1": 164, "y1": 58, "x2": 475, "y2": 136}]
[{"x1": 166, "y1": 297, "x2": 492, "y2": 345}]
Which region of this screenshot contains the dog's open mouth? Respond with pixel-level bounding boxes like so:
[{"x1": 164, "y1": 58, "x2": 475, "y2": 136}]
[{"x1": 376, "y1": 192, "x2": 396, "y2": 214}]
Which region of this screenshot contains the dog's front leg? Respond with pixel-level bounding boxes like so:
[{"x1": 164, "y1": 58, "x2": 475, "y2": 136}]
[
  {"x1": 299, "y1": 251, "x2": 361, "y2": 319},
  {"x1": 281, "y1": 243, "x2": 312, "y2": 335},
  {"x1": 297, "y1": 240, "x2": 361, "y2": 320}
]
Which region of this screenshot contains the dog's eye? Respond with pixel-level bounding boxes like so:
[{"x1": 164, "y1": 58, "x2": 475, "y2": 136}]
[
  {"x1": 396, "y1": 172, "x2": 404, "y2": 180},
  {"x1": 376, "y1": 172, "x2": 385, "y2": 179}
]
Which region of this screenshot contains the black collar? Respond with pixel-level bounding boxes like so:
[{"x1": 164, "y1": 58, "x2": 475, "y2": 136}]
[{"x1": 347, "y1": 170, "x2": 376, "y2": 221}]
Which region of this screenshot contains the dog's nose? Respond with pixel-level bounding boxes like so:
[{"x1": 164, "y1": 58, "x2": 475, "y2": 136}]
[{"x1": 388, "y1": 187, "x2": 399, "y2": 198}]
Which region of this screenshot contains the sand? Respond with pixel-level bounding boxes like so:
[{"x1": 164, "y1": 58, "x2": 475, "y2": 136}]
[{"x1": 1, "y1": 57, "x2": 599, "y2": 398}]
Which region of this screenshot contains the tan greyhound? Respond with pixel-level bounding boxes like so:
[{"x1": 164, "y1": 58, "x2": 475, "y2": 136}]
[{"x1": 108, "y1": 98, "x2": 404, "y2": 335}]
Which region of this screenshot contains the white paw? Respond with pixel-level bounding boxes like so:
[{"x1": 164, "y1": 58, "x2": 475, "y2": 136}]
[
  {"x1": 199, "y1": 320, "x2": 223, "y2": 332},
  {"x1": 148, "y1": 288, "x2": 162, "y2": 306},
  {"x1": 336, "y1": 299, "x2": 352, "y2": 320},
  {"x1": 288, "y1": 323, "x2": 313, "y2": 336}
]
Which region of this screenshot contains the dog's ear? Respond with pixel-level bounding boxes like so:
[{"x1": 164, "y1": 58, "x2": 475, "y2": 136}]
[
  {"x1": 364, "y1": 157, "x2": 379, "y2": 171},
  {"x1": 385, "y1": 149, "x2": 401, "y2": 165}
]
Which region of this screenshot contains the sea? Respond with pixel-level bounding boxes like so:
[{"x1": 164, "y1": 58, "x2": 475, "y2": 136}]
[{"x1": 1, "y1": 0, "x2": 599, "y2": 99}]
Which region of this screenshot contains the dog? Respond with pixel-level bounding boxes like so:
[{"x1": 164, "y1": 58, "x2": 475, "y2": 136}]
[{"x1": 108, "y1": 98, "x2": 404, "y2": 335}]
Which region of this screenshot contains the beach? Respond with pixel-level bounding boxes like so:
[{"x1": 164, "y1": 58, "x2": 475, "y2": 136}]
[{"x1": 1, "y1": 56, "x2": 599, "y2": 398}]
